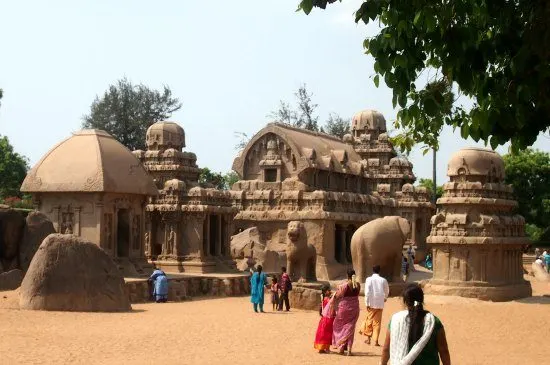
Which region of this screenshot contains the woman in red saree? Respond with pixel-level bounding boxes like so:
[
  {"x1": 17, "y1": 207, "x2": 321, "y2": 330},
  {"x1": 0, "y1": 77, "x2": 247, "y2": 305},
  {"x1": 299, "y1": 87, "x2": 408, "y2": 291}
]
[
  {"x1": 332, "y1": 269, "x2": 361, "y2": 356},
  {"x1": 314, "y1": 286, "x2": 335, "y2": 353}
]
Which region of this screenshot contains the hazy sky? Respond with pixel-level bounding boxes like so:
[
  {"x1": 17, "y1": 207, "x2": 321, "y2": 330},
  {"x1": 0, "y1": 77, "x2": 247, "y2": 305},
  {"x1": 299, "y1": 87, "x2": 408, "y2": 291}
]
[{"x1": 1, "y1": 0, "x2": 548, "y2": 184}]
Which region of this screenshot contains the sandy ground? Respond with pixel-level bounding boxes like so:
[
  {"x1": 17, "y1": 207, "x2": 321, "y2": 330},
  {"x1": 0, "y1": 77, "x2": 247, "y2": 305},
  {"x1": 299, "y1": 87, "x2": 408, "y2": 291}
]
[{"x1": 0, "y1": 272, "x2": 549, "y2": 365}]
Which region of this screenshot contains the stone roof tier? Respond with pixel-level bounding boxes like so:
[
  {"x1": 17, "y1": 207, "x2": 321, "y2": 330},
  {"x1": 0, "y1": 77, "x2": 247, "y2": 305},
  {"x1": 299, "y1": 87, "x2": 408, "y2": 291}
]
[
  {"x1": 21, "y1": 129, "x2": 158, "y2": 195},
  {"x1": 447, "y1": 147, "x2": 505, "y2": 181},
  {"x1": 232, "y1": 123, "x2": 365, "y2": 177}
]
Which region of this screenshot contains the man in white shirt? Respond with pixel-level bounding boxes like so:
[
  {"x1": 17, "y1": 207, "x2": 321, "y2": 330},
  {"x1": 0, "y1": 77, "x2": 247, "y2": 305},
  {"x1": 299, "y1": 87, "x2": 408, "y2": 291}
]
[{"x1": 359, "y1": 265, "x2": 389, "y2": 346}]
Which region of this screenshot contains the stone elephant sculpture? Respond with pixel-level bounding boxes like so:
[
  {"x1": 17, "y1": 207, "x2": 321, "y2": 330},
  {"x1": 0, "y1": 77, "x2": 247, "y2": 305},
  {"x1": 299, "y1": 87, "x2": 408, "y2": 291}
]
[
  {"x1": 286, "y1": 221, "x2": 316, "y2": 282},
  {"x1": 350, "y1": 216, "x2": 411, "y2": 283}
]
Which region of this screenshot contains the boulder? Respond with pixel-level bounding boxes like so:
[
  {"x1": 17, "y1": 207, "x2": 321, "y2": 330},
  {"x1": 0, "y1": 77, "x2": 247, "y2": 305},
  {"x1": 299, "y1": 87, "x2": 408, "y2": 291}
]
[
  {"x1": 19, "y1": 234, "x2": 131, "y2": 312},
  {"x1": 0, "y1": 269, "x2": 23, "y2": 291},
  {"x1": 19, "y1": 211, "x2": 55, "y2": 272},
  {"x1": 288, "y1": 282, "x2": 327, "y2": 311},
  {"x1": 231, "y1": 227, "x2": 287, "y2": 273},
  {"x1": 0, "y1": 207, "x2": 25, "y2": 271}
]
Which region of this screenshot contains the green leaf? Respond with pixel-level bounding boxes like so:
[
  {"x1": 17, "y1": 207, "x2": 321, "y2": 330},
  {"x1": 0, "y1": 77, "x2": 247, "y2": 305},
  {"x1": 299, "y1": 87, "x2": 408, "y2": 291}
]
[
  {"x1": 395, "y1": 54, "x2": 407, "y2": 68},
  {"x1": 373, "y1": 74, "x2": 380, "y2": 88},
  {"x1": 460, "y1": 123, "x2": 469, "y2": 139},
  {"x1": 413, "y1": 11, "x2": 422, "y2": 27},
  {"x1": 299, "y1": 0, "x2": 313, "y2": 15}
]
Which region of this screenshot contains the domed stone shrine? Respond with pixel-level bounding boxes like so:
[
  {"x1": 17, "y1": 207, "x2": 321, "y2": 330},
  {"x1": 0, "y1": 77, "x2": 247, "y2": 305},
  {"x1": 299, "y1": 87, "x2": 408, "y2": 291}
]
[
  {"x1": 424, "y1": 147, "x2": 531, "y2": 301},
  {"x1": 21, "y1": 130, "x2": 157, "y2": 266}
]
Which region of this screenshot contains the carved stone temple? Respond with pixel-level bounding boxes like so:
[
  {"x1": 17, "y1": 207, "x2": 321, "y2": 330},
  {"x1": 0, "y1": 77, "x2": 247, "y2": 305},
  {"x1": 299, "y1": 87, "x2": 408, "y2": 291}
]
[
  {"x1": 230, "y1": 110, "x2": 434, "y2": 281},
  {"x1": 424, "y1": 147, "x2": 532, "y2": 301},
  {"x1": 21, "y1": 129, "x2": 158, "y2": 269},
  {"x1": 133, "y1": 122, "x2": 238, "y2": 273}
]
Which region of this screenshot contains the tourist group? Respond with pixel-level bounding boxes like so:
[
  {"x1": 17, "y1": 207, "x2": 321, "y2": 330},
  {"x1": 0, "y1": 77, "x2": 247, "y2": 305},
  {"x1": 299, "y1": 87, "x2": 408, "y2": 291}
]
[{"x1": 312, "y1": 265, "x2": 451, "y2": 364}]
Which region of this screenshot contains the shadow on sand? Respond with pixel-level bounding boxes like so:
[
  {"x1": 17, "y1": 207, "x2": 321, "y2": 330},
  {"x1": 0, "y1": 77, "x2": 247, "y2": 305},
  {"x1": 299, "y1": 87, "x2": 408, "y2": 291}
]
[{"x1": 514, "y1": 295, "x2": 550, "y2": 305}]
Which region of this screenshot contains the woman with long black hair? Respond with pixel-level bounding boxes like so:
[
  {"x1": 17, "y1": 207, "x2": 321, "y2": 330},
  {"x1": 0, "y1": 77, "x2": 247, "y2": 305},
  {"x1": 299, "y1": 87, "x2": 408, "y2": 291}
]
[{"x1": 380, "y1": 283, "x2": 450, "y2": 365}]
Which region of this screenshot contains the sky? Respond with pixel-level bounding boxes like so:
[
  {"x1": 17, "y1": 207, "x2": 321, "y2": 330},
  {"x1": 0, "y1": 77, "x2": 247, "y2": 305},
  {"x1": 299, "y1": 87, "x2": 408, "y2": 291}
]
[{"x1": 1, "y1": 0, "x2": 548, "y2": 185}]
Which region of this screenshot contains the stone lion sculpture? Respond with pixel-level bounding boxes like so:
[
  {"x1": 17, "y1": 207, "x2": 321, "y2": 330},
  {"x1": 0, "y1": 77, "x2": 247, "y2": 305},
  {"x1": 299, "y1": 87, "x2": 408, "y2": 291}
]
[
  {"x1": 350, "y1": 216, "x2": 411, "y2": 283},
  {"x1": 285, "y1": 221, "x2": 316, "y2": 282}
]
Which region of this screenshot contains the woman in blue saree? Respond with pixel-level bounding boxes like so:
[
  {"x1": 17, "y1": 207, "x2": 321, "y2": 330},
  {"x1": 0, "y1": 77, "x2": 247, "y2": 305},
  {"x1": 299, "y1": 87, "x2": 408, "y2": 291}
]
[
  {"x1": 149, "y1": 268, "x2": 168, "y2": 303},
  {"x1": 250, "y1": 265, "x2": 268, "y2": 313}
]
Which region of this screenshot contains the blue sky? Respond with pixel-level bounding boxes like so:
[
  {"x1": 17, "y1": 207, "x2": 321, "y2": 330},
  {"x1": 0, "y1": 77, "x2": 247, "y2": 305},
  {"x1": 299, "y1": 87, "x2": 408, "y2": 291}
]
[{"x1": 1, "y1": 0, "x2": 548, "y2": 185}]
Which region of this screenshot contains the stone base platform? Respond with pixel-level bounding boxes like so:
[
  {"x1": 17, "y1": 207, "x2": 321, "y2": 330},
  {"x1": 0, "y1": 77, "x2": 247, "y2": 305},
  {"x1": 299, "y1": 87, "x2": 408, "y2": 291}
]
[
  {"x1": 289, "y1": 282, "x2": 329, "y2": 311},
  {"x1": 423, "y1": 279, "x2": 532, "y2": 302},
  {"x1": 289, "y1": 281, "x2": 408, "y2": 311},
  {"x1": 125, "y1": 272, "x2": 250, "y2": 303}
]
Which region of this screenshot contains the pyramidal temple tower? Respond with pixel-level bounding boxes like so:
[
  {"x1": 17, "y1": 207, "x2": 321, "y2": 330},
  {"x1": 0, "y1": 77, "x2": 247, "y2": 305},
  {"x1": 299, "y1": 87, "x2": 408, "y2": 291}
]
[{"x1": 424, "y1": 147, "x2": 531, "y2": 301}]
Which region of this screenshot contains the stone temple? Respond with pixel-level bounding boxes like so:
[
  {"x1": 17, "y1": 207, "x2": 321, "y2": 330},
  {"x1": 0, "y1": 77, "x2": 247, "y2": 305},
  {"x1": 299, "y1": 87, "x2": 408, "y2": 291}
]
[
  {"x1": 21, "y1": 130, "x2": 158, "y2": 273},
  {"x1": 133, "y1": 122, "x2": 238, "y2": 273},
  {"x1": 424, "y1": 147, "x2": 531, "y2": 301},
  {"x1": 230, "y1": 110, "x2": 434, "y2": 280}
]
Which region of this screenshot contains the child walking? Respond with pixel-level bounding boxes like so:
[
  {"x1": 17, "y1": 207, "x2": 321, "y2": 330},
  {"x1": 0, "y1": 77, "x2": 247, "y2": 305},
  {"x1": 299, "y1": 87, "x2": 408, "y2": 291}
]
[
  {"x1": 270, "y1": 277, "x2": 280, "y2": 311},
  {"x1": 313, "y1": 285, "x2": 335, "y2": 353}
]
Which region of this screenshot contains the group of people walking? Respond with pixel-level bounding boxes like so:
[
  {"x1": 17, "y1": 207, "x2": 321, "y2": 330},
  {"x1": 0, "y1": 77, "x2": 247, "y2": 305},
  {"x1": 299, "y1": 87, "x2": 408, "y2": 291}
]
[
  {"x1": 249, "y1": 266, "x2": 292, "y2": 313},
  {"x1": 534, "y1": 249, "x2": 550, "y2": 273},
  {"x1": 313, "y1": 265, "x2": 451, "y2": 364}
]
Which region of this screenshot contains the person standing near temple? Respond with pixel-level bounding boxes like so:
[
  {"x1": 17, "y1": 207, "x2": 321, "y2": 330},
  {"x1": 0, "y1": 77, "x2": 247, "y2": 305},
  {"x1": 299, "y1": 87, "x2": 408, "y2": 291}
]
[
  {"x1": 250, "y1": 265, "x2": 268, "y2": 313},
  {"x1": 359, "y1": 265, "x2": 389, "y2": 347},
  {"x1": 278, "y1": 266, "x2": 292, "y2": 311},
  {"x1": 148, "y1": 267, "x2": 169, "y2": 303}
]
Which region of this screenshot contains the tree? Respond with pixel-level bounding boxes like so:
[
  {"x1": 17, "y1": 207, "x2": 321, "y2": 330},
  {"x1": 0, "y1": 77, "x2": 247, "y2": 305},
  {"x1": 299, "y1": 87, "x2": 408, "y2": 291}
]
[
  {"x1": 297, "y1": 0, "x2": 550, "y2": 153},
  {"x1": 233, "y1": 131, "x2": 250, "y2": 151},
  {"x1": 199, "y1": 168, "x2": 240, "y2": 190},
  {"x1": 417, "y1": 178, "x2": 443, "y2": 200},
  {"x1": 198, "y1": 168, "x2": 225, "y2": 190},
  {"x1": 270, "y1": 84, "x2": 319, "y2": 131},
  {"x1": 0, "y1": 88, "x2": 3, "y2": 107},
  {"x1": 503, "y1": 149, "x2": 550, "y2": 241},
  {"x1": 223, "y1": 171, "x2": 240, "y2": 189},
  {"x1": 323, "y1": 112, "x2": 350, "y2": 139},
  {"x1": 82, "y1": 78, "x2": 182, "y2": 151},
  {"x1": 0, "y1": 136, "x2": 29, "y2": 199}
]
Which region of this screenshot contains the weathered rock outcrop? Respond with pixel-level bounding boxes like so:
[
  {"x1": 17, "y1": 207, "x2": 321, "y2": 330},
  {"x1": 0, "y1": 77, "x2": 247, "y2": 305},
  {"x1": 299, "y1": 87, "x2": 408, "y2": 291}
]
[
  {"x1": 19, "y1": 212, "x2": 55, "y2": 272},
  {"x1": 0, "y1": 207, "x2": 55, "y2": 278},
  {"x1": 231, "y1": 227, "x2": 286, "y2": 272},
  {"x1": 0, "y1": 207, "x2": 25, "y2": 272},
  {"x1": 0, "y1": 269, "x2": 24, "y2": 291},
  {"x1": 20, "y1": 234, "x2": 131, "y2": 312}
]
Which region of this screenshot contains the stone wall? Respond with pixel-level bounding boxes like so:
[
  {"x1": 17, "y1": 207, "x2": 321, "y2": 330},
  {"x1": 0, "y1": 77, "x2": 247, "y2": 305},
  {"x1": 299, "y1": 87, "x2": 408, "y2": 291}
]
[{"x1": 125, "y1": 274, "x2": 250, "y2": 303}]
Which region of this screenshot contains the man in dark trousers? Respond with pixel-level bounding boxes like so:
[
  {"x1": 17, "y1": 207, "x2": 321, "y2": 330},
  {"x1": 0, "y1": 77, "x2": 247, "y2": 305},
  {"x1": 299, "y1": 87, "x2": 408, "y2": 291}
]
[{"x1": 278, "y1": 266, "x2": 292, "y2": 311}]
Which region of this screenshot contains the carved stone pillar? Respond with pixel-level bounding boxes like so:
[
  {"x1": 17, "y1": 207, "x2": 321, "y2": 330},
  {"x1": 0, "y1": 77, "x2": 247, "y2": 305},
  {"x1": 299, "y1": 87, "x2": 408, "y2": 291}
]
[
  {"x1": 74, "y1": 207, "x2": 81, "y2": 236},
  {"x1": 217, "y1": 214, "x2": 222, "y2": 256}
]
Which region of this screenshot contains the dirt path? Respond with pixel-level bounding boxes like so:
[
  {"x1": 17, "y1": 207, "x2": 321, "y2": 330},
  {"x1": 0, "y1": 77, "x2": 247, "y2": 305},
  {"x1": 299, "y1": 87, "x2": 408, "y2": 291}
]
[{"x1": 0, "y1": 278, "x2": 548, "y2": 365}]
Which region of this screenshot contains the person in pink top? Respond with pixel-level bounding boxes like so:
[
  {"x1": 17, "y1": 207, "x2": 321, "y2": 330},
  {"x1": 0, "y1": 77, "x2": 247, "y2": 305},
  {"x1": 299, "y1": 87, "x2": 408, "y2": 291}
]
[{"x1": 278, "y1": 266, "x2": 292, "y2": 311}]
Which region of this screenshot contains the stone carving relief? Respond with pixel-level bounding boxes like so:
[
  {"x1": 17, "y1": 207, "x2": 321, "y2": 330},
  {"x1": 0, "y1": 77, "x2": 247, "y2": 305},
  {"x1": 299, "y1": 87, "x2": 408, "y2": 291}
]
[{"x1": 61, "y1": 212, "x2": 73, "y2": 234}]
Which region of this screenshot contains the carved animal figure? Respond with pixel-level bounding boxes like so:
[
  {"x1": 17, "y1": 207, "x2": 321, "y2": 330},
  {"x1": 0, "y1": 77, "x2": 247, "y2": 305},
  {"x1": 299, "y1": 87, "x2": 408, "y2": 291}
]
[
  {"x1": 350, "y1": 216, "x2": 411, "y2": 283},
  {"x1": 285, "y1": 221, "x2": 316, "y2": 282}
]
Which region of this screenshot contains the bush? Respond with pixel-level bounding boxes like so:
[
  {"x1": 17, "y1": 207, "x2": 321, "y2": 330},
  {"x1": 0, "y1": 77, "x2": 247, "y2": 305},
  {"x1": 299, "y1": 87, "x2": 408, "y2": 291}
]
[{"x1": 0, "y1": 194, "x2": 34, "y2": 209}]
